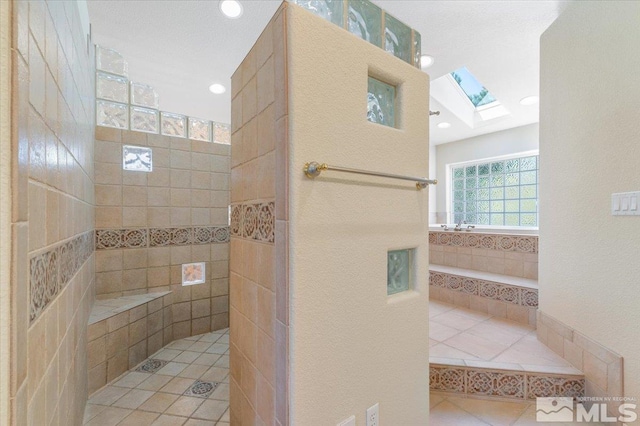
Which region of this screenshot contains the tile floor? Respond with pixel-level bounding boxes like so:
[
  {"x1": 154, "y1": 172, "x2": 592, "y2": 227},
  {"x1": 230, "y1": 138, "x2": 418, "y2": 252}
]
[
  {"x1": 429, "y1": 300, "x2": 581, "y2": 374},
  {"x1": 84, "y1": 329, "x2": 230, "y2": 426},
  {"x1": 430, "y1": 393, "x2": 606, "y2": 425}
]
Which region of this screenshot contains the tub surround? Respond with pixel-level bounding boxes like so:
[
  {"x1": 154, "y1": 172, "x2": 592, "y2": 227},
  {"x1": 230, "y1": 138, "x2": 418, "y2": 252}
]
[{"x1": 429, "y1": 230, "x2": 538, "y2": 279}]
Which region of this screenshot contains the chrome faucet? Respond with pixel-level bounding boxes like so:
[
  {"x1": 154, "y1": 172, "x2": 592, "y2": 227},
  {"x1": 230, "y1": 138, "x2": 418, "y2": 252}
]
[
  {"x1": 454, "y1": 219, "x2": 466, "y2": 231},
  {"x1": 466, "y1": 224, "x2": 476, "y2": 232}
]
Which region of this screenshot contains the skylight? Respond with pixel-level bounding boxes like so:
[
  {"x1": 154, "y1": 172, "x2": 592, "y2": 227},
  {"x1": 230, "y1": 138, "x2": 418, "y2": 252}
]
[{"x1": 450, "y1": 67, "x2": 496, "y2": 108}]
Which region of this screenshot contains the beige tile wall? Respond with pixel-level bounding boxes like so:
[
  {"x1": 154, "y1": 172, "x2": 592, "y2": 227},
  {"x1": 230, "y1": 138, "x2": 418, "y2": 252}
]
[
  {"x1": 93, "y1": 128, "x2": 231, "y2": 336},
  {"x1": 429, "y1": 232, "x2": 539, "y2": 279},
  {"x1": 229, "y1": 4, "x2": 287, "y2": 425},
  {"x1": 537, "y1": 311, "x2": 624, "y2": 414},
  {"x1": 11, "y1": 0, "x2": 96, "y2": 424},
  {"x1": 87, "y1": 293, "x2": 174, "y2": 394}
]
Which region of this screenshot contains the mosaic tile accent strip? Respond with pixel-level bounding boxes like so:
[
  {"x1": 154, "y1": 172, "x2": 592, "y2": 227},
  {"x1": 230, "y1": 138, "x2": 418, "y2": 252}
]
[
  {"x1": 429, "y1": 364, "x2": 585, "y2": 400},
  {"x1": 135, "y1": 359, "x2": 169, "y2": 374},
  {"x1": 30, "y1": 231, "x2": 95, "y2": 323},
  {"x1": 429, "y1": 231, "x2": 538, "y2": 254},
  {"x1": 95, "y1": 226, "x2": 230, "y2": 250},
  {"x1": 183, "y1": 380, "x2": 220, "y2": 398},
  {"x1": 429, "y1": 271, "x2": 538, "y2": 307},
  {"x1": 229, "y1": 202, "x2": 275, "y2": 243}
]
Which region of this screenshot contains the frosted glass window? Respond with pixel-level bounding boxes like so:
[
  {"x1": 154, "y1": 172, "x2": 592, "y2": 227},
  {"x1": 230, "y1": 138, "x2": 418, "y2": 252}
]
[
  {"x1": 130, "y1": 81, "x2": 159, "y2": 109},
  {"x1": 388, "y1": 249, "x2": 414, "y2": 295},
  {"x1": 294, "y1": 0, "x2": 344, "y2": 26},
  {"x1": 367, "y1": 77, "x2": 395, "y2": 128},
  {"x1": 189, "y1": 118, "x2": 212, "y2": 142},
  {"x1": 161, "y1": 112, "x2": 187, "y2": 138},
  {"x1": 348, "y1": 0, "x2": 382, "y2": 47},
  {"x1": 451, "y1": 155, "x2": 538, "y2": 227},
  {"x1": 97, "y1": 100, "x2": 128, "y2": 129},
  {"x1": 130, "y1": 106, "x2": 159, "y2": 134},
  {"x1": 213, "y1": 122, "x2": 231, "y2": 145},
  {"x1": 123, "y1": 145, "x2": 152, "y2": 172},
  {"x1": 96, "y1": 72, "x2": 128, "y2": 103},
  {"x1": 384, "y1": 13, "x2": 412, "y2": 64},
  {"x1": 96, "y1": 46, "x2": 128, "y2": 77},
  {"x1": 182, "y1": 262, "x2": 205, "y2": 286}
]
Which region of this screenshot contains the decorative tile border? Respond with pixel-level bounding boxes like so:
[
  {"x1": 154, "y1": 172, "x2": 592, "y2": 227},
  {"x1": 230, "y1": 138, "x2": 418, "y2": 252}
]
[
  {"x1": 430, "y1": 364, "x2": 584, "y2": 400},
  {"x1": 95, "y1": 226, "x2": 230, "y2": 250},
  {"x1": 429, "y1": 231, "x2": 538, "y2": 254},
  {"x1": 429, "y1": 271, "x2": 538, "y2": 307},
  {"x1": 30, "y1": 231, "x2": 95, "y2": 323},
  {"x1": 183, "y1": 380, "x2": 219, "y2": 398},
  {"x1": 230, "y1": 202, "x2": 275, "y2": 243}
]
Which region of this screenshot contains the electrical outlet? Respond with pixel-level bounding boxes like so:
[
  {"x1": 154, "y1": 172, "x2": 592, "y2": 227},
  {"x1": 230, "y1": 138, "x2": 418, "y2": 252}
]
[
  {"x1": 366, "y1": 403, "x2": 379, "y2": 426},
  {"x1": 337, "y1": 415, "x2": 356, "y2": 426}
]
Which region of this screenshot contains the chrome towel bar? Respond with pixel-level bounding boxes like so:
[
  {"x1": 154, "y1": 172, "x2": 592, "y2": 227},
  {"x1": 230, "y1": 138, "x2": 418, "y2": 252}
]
[{"x1": 303, "y1": 161, "x2": 437, "y2": 190}]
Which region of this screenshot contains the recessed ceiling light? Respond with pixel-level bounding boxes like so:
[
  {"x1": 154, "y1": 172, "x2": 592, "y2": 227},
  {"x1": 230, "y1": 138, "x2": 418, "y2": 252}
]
[
  {"x1": 520, "y1": 95, "x2": 539, "y2": 106},
  {"x1": 420, "y1": 55, "x2": 434, "y2": 69},
  {"x1": 437, "y1": 122, "x2": 451, "y2": 129},
  {"x1": 219, "y1": 0, "x2": 243, "y2": 19},
  {"x1": 209, "y1": 83, "x2": 226, "y2": 94}
]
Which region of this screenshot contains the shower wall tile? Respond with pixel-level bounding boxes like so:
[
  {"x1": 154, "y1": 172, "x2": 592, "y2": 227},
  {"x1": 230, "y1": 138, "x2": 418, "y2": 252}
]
[
  {"x1": 12, "y1": 1, "x2": 97, "y2": 424},
  {"x1": 537, "y1": 311, "x2": 623, "y2": 406},
  {"x1": 93, "y1": 128, "x2": 230, "y2": 351},
  {"x1": 230, "y1": 4, "x2": 288, "y2": 425}
]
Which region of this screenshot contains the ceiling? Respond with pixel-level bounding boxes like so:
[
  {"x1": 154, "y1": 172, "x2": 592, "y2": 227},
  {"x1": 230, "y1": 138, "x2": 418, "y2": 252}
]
[{"x1": 87, "y1": 0, "x2": 567, "y2": 145}]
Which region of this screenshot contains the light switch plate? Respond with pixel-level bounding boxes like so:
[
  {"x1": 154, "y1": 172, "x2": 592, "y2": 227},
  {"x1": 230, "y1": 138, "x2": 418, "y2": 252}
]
[{"x1": 612, "y1": 191, "x2": 640, "y2": 216}]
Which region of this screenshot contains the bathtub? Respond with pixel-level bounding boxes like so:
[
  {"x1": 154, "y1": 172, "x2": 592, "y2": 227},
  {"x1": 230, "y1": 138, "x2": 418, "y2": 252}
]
[{"x1": 429, "y1": 225, "x2": 539, "y2": 236}]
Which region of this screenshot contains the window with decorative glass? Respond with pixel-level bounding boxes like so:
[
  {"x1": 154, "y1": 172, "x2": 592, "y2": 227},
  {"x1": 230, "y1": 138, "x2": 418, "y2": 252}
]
[{"x1": 450, "y1": 154, "x2": 539, "y2": 227}]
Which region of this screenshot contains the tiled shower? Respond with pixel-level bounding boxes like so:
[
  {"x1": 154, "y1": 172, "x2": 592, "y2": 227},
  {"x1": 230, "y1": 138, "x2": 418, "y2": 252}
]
[{"x1": 8, "y1": 0, "x2": 233, "y2": 423}]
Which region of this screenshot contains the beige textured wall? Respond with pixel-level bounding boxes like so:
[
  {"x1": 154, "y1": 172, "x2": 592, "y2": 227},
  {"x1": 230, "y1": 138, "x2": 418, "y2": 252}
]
[
  {"x1": 229, "y1": 4, "x2": 286, "y2": 424},
  {"x1": 93, "y1": 127, "x2": 230, "y2": 337},
  {"x1": 11, "y1": 0, "x2": 96, "y2": 424},
  {"x1": 539, "y1": 0, "x2": 640, "y2": 401},
  {"x1": 288, "y1": 5, "x2": 430, "y2": 425}
]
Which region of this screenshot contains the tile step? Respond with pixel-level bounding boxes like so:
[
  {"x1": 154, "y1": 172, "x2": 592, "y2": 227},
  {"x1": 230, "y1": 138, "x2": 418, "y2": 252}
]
[{"x1": 430, "y1": 359, "x2": 585, "y2": 400}]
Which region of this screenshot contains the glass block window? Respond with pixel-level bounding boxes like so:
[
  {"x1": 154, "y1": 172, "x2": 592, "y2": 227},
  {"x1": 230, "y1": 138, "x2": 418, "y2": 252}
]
[
  {"x1": 123, "y1": 145, "x2": 152, "y2": 172},
  {"x1": 387, "y1": 248, "x2": 414, "y2": 295},
  {"x1": 367, "y1": 77, "x2": 395, "y2": 128},
  {"x1": 451, "y1": 154, "x2": 539, "y2": 227},
  {"x1": 182, "y1": 262, "x2": 205, "y2": 286}
]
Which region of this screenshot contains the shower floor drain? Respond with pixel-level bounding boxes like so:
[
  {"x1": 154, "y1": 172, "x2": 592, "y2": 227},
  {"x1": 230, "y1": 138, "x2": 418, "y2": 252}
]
[
  {"x1": 135, "y1": 359, "x2": 168, "y2": 373},
  {"x1": 183, "y1": 380, "x2": 219, "y2": 398}
]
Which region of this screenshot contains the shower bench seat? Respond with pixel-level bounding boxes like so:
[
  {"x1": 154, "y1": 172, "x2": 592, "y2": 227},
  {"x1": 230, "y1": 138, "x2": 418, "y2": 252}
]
[{"x1": 87, "y1": 291, "x2": 173, "y2": 395}]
